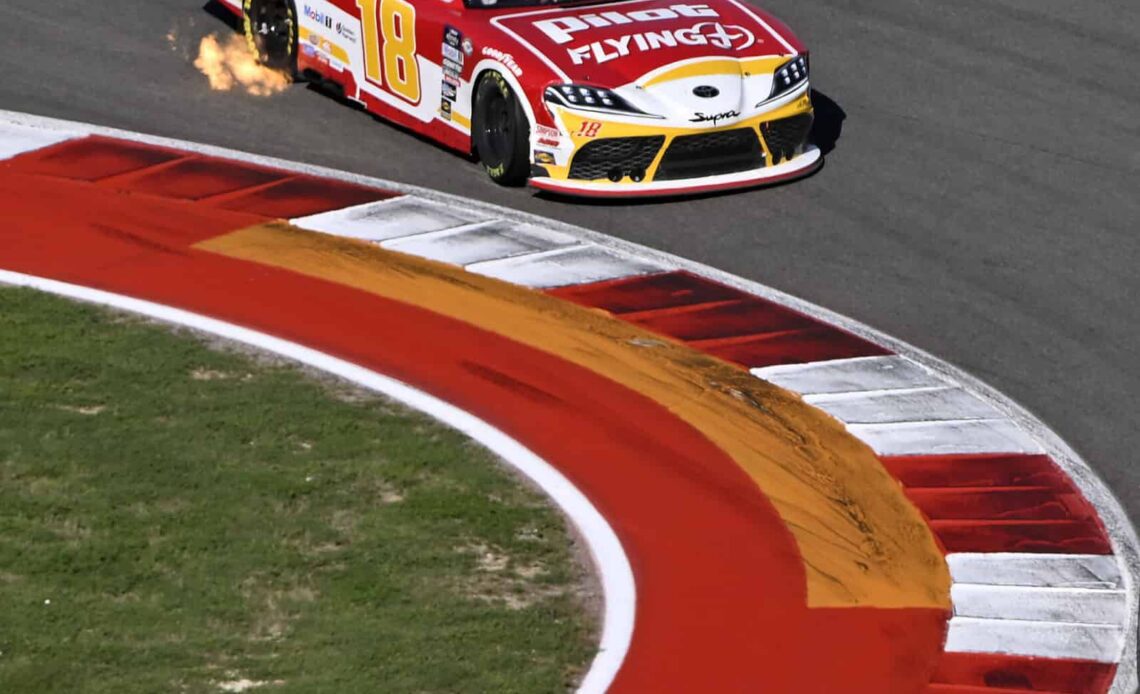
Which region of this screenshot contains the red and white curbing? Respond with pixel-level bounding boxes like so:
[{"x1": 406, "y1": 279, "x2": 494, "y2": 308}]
[
  {"x1": 2, "y1": 109, "x2": 1137, "y2": 693},
  {"x1": 758, "y1": 357, "x2": 1130, "y2": 663}
]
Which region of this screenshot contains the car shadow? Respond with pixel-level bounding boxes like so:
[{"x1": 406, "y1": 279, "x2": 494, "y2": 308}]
[{"x1": 810, "y1": 89, "x2": 845, "y2": 156}]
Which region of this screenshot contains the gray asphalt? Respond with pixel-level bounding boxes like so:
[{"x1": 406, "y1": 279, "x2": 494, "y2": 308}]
[{"x1": 2, "y1": 0, "x2": 1138, "y2": 526}]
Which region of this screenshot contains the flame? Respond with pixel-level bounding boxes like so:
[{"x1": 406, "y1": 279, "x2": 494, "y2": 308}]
[{"x1": 193, "y1": 34, "x2": 290, "y2": 97}]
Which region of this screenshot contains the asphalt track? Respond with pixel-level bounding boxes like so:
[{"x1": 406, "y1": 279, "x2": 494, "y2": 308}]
[{"x1": 2, "y1": 0, "x2": 1138, "y2": 539}]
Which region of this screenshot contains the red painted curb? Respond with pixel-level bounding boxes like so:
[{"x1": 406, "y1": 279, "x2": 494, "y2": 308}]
[{"x1": 1, "y1": 136, "x2": 950, "y2": 692}]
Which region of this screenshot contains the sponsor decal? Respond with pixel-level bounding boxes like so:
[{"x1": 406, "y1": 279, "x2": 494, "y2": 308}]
[
  {"x1": 535, "y1": 124, "x2": 561, "y2": 139},
  {"x1": 441, "y1": 27, "x2": 465, "y2": 104},
  {"x1": 531, "y1": 5, "x2": 760, "y2": 66},
  {"x1": 575, "y1": 121, "x2": 602, "y2": 138},
  {"x1": 444, "y1": 25, "x2": 462, "y2": 48},
  {"x1": 443, "y1": 58, "x2": 463, "y2": 77},
  {"x1": 534, "y1": 4, "x2": 717, "y2": 44},
  {"x1": 335, "y1": 21, "x2": 357, "y2": 43},
  {"x1": 442, "y1": 43, "x2": 463, "y2": 64},
  {"x1": 442, "y1": 27, "x2": 465, "y2": 108},
  {"x1": 535, "y1": 124, "x2": 562, "y2": 147},
  {"x1": 303, "y1": 4, "x2": 334, "y2": 29},
  {"x1": 480, "y1": 47, "x2": 523, "y2": 77},
  {"x1": 566, "y1": 21, "x2": 755, "y2": 65},
  {"x1": 534, "y1": 150, "x2": 556, "y2": 164},
  {"x1": 461, "y1": 38, "x2": 474, "y2": 56},
  {"x1": 303, "y1": 30, "x2": 344, "y2": 65},
  {"x1": 690, "y1": 109, "x2": 739, "y2": 125}
]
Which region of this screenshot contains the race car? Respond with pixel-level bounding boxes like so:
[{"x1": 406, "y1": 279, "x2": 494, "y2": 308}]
[{"x1": 220, "y1": 0, "x2": 819, "y2": 197}]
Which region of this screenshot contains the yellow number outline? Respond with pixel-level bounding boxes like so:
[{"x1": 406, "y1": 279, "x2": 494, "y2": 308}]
[{"x1": 356, "y1": 0, "x2": 420, "y2": 104}]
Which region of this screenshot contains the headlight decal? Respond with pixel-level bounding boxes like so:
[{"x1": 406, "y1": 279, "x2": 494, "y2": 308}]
[
  {"x1": 544, "y1": 84, "x2": 663, "y2": 119},
  {"x1": 767, "y1": 55, "x2": 809, "y2": 101}
]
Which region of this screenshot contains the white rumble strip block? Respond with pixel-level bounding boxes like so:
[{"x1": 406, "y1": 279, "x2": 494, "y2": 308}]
[
  {"x1": 753, "y1": 355, "x2": 944, "y2": 394},
  {"x1": 465, "y1": 244, "x2": 666, "y2": 288},
  {"x1": 945, "y1": 617, "x2": 1126, "y2": 663},
  {"x1": 950, "y1": 584, "x2": 1128, "y2": 625},
  {"x1": 846, "y1": 418, "x2": 1043, "y2": 456},
  {"x1": 381, "y1": 220, "x2": 582, "y2": 267},
  {"x1": 947, "y1": 553, "x2": 1124, "y2": 589},
  {"x1": 946, "y1": 552, "x2": 1129, "y2": 661},
  {"x1": 803, "y1": 386, "x2": 1004, "y2": 424},
  {"x1": 294, "y1": 190, "x2": 665, "y2": 286},
  {"x1": 292, "y1": 195, "x2": 489, "y2": 240},
  {"x1": 0, "y1": 120, "x2": 76, "y2": 159},
  {"x1": 291, "y1": 194, "x2": 664, "y2": 286},
  {"x1": 3, "y1": 109, "x2": 1137, "y2": 694}
]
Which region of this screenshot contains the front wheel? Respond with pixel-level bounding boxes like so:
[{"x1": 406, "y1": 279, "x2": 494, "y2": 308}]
[
  {"x1": 243, "y1": 0, "x2": 298, "y2": 75},
  {"x1": 472, "y1": 73, "x2": 531, "y2": 186}
]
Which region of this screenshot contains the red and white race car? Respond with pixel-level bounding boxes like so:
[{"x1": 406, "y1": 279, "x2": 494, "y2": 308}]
[{"x1": 221, "y1": 0, "x2": 818, "y2": 197}]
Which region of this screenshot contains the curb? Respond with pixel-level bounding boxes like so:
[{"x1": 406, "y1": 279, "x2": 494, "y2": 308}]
[{"x1": 2, "y1": 109, "x2": 1136, "y2": 693}]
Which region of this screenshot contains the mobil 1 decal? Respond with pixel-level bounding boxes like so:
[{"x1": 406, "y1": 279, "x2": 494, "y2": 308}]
[{"x1": 511, "y1": 1, "x2": 769, "y2": 66}]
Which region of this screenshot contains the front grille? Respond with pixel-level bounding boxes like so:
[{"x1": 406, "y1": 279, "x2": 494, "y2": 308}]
[
  {"x1": 760, "y1": 113, "x2": 814, "y2": 165},
  {"x1": 654, "y1": 128, "x2": 764, "y2": 181},
  {"x1": 568, "y1": 136, "x2": 665, "y2": 181}
]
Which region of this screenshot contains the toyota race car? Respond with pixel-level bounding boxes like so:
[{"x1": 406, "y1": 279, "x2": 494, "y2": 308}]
[{"x1": 221, "y1": 0, "x2": 819, "y2": 197}]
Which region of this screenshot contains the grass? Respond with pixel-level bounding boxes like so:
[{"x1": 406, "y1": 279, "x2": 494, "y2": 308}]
[{"x1": 0, "y1": 287, "x2": 597, "y2": 693}]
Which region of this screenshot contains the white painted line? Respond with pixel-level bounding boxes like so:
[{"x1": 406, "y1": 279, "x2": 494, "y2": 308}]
[
  {"x1": 291, "y1": 196, "x2": 491, "y2": 241},
  {"x1": 951, "y1": 583, "x2": 1128, "y2": 625},
  {"x1": 847, "y1": 418, "x2": 1043, "y2": 456},
  {"x1": 945, "y1": 616, "x2": 1125, "y2": 662},
  {"x1": 466, "y1": 245, "x2": 666, "y2": 288},
  {"x1": 0, "y1": 121, "x2": 76, "y2": 160},
  {"x1": 804, "y1": 386, "x2": 1003, "y2": 424},
  {"x1": 753, "y1": 355, "x2": 945, "y2": 395},
  {"x1": 0, "y1": 269, "x2": 635, "y2": 694},
  {"x1": 947, "y1": 553, "x2": 1124, "y2": 589},
  {"x1": 382, "y1": 220, "x2": 582, "y2": 267}
]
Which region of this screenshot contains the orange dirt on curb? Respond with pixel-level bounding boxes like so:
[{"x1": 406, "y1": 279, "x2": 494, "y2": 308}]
[{"x1": 198, "y1": 222, "x2": 950, "y2": 610}]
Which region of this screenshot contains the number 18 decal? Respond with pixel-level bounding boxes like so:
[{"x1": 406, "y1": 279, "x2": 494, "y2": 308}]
[{"x1": 357, "y1": 0, "x2": 420, "y2": 104}]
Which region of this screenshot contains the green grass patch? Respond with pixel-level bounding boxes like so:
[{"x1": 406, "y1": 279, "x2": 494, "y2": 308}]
[{"x1": 0, "y1": 287, "x2": 597, "y2": 693}]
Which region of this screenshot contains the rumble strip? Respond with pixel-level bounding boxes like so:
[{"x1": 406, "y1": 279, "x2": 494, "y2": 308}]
[{"x1": 1, "y1": 110, "x2": 1136, "y2": 694}]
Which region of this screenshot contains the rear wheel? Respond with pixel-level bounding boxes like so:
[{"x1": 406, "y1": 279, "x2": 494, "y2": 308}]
[
  {"x1": 243, "y1": 0, "x2": 298, "y2": 75},
  {"x1": 472, "y1": 73, "x2": 531, "y2": 186}
]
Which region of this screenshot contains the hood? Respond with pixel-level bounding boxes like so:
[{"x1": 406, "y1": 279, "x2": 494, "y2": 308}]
[{"x1": 492, "y1": 0, "x2": 801, "y2": 87}]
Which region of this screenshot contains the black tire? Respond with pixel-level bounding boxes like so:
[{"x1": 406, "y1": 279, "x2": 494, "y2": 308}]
[
  {"x1": 243, "y1": 0, "x2": 298, "y2": 76},
  {"x1": 472, "y1": 73, "x2": 531, "y2": 186}
]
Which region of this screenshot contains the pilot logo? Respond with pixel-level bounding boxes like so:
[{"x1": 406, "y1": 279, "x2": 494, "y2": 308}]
[
  {"x1": 693, "y1": 85, "x2": 719, "y2": 98},
  {"x1": 564, "y1": 21, "x2": 756, "y2": 65},
  {"x1": 692, "y1": 22, "x2": 753, "y2": 51}
]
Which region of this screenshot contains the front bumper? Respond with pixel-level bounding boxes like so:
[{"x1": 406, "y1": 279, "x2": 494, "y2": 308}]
[
  {"x1": 530, "y1": 145, "x2": 820, "y2": 197},
  {"x1": 530, "y1": 89, "x2": 817, "y2": 198}
]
